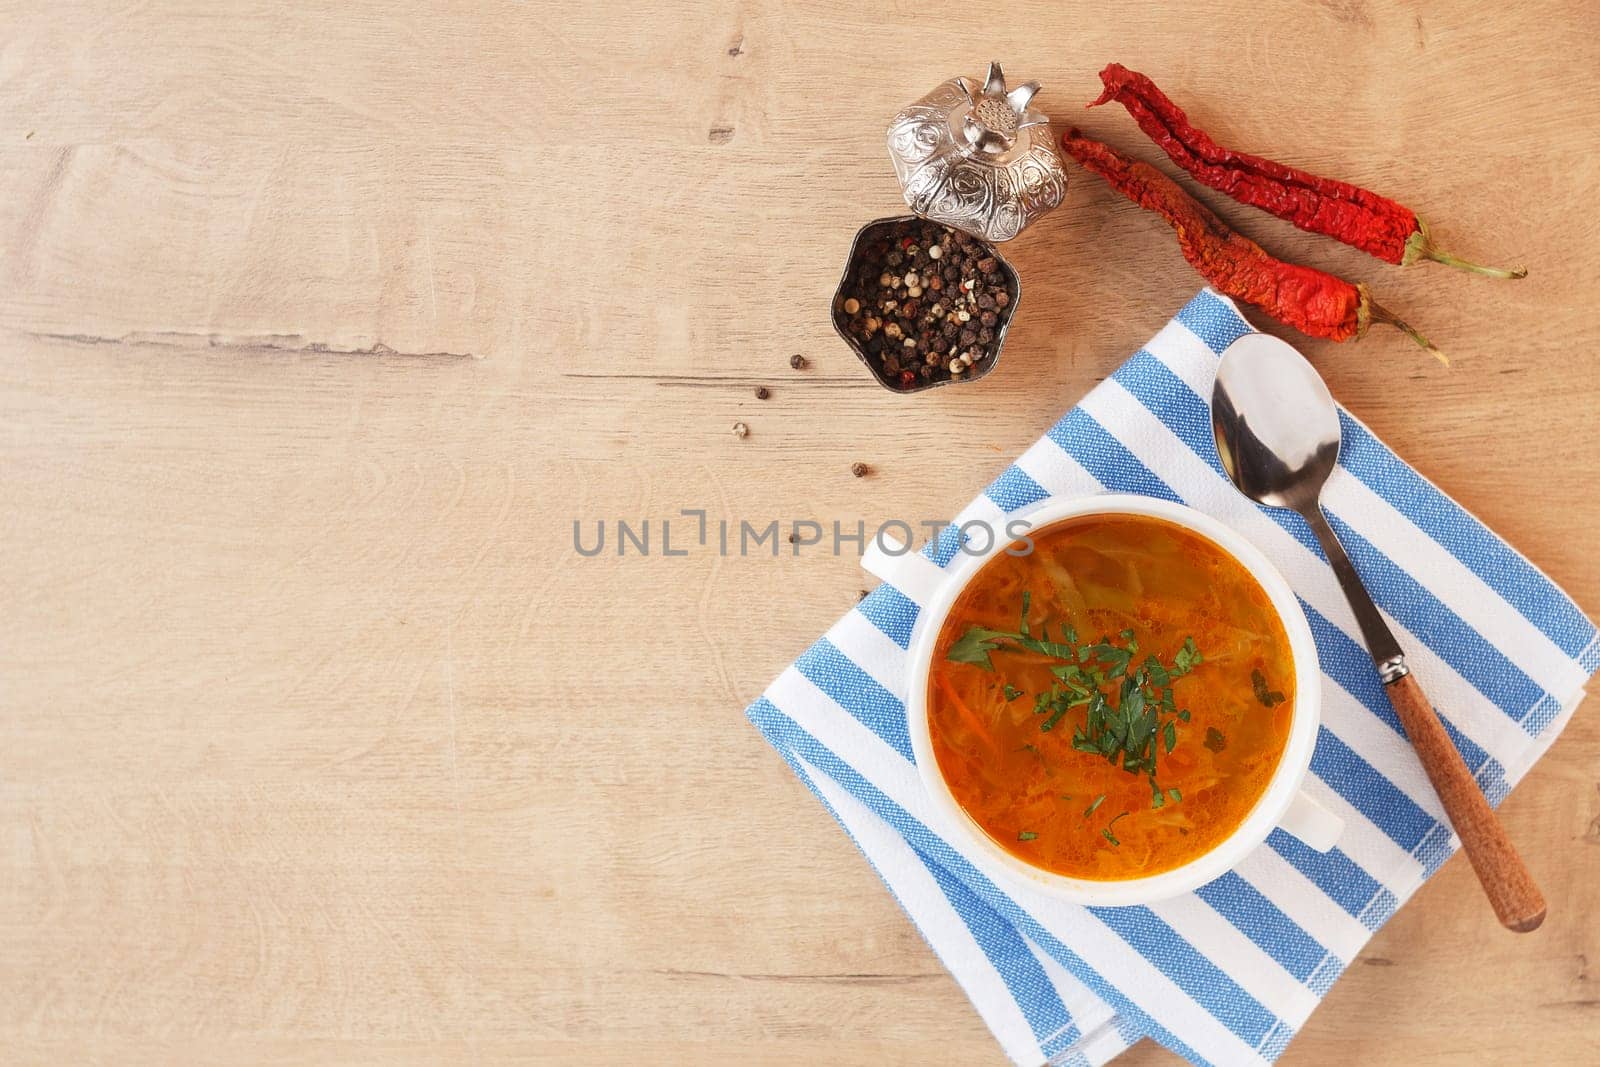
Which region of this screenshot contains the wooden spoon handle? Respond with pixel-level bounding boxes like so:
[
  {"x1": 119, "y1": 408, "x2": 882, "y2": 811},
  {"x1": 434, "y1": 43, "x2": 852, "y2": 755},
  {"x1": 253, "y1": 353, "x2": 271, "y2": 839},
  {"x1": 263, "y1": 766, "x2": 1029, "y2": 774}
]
[{"x1": 1386, "y1": 672, "x2": 1546, "y2": 932}]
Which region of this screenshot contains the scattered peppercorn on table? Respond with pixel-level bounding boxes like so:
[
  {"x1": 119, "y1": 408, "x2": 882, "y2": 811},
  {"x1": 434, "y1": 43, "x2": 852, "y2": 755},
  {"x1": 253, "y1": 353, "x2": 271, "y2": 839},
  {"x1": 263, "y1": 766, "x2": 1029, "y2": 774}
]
[{"x1": 2, "y1": 3, "x2": 1598, "y2": 1066}]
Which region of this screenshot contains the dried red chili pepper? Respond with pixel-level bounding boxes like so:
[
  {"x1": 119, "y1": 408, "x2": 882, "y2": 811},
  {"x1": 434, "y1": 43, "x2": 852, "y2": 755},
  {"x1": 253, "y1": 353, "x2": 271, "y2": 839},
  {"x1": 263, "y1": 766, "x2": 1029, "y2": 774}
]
[
  {"x1": 1060, "y1": 128, "x2": 1436, "y2": 353},
  {"x1": 1088, "y1": 64, "x2": 1525, "y2": 278}
]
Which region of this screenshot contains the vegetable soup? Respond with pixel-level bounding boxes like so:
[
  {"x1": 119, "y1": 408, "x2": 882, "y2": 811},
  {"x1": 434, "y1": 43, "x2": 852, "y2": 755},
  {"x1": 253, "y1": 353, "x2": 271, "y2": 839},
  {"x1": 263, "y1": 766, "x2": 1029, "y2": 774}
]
[{"x1": 928, "y1": 513, "x2": 1295, "y2": 880}]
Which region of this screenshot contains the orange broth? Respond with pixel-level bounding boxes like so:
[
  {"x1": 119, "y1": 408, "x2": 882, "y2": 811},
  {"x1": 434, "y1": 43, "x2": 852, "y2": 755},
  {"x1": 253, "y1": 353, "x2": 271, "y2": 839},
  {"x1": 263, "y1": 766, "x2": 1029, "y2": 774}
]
[{"x1": 928, "y1": 514, "x2": 1295, "y2": 880}]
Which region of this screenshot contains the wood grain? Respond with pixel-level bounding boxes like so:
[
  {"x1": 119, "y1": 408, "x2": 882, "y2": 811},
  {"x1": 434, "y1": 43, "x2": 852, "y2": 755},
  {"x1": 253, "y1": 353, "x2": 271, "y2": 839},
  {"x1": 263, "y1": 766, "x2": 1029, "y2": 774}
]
[{"x1": 1, "y1": 1, "x2": 1597, "y2": 1063}]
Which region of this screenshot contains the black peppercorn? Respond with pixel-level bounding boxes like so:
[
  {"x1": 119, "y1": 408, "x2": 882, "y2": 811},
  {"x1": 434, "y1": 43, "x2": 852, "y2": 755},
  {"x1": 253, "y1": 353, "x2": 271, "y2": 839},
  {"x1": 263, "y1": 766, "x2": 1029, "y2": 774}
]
[{"x1": 838, "y1": 218, "x2": 1011, "y2": 390}]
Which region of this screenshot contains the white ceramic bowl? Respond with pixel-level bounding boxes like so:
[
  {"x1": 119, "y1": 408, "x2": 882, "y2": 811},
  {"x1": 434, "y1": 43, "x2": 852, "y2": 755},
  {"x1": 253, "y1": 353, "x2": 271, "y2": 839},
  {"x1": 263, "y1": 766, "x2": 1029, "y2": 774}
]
[{"x1": 862, "y1": 493, "x2": 1340, "y2": 906}]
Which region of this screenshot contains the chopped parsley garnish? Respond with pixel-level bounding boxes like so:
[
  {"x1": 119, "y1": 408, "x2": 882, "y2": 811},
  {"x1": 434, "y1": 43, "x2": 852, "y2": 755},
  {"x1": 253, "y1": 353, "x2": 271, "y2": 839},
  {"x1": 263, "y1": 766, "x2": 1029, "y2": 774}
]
[
  {"x1": 1251, "y1": 668, "x2": 1286, "y2": 708},
  {"x1": 947, "y1": 590, "x2": 1203, "y2": 809},
  {"x1": 1018, "y1": 830, "x2": 1038, "y2": 842}
]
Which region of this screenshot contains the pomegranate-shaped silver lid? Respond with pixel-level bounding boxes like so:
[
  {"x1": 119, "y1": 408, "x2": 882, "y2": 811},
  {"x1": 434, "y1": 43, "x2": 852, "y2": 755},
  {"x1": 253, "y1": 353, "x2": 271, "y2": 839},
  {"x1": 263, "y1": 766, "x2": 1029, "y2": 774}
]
[{"x1": 886, "y1": 61, "x2": 1068, "y2": 243}]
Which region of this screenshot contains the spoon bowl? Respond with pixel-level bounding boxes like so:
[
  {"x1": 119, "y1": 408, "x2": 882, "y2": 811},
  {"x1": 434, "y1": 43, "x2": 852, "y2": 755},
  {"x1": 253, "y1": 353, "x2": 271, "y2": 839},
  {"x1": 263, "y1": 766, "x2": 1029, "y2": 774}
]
[{"x1": 1211, "y1": 333, "x2": 1341, "y2": 513}]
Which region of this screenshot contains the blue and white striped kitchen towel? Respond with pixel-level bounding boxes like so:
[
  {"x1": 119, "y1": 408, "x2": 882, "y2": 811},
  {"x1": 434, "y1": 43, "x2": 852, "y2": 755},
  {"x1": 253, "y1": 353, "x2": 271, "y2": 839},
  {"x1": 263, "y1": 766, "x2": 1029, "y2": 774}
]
[{"x1": 746, "y1": 289, "x2": 1598, "y2": 1066}]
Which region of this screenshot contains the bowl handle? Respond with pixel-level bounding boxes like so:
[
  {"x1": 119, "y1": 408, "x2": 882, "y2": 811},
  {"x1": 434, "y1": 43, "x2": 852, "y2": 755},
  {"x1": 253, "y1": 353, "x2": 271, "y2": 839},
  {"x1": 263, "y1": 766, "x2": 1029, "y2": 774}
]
[
  {"x1": 861, "y1": 531, "x2": 949, "y2": 605},
  {"x1": 1280, "y1": 790, "x2": 1343, "y2": 853}
]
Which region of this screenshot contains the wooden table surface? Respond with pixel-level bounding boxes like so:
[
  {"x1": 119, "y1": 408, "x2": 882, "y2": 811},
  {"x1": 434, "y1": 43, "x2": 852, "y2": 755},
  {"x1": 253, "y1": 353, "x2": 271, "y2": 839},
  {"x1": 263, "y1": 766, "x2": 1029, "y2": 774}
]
[{"x1": 4, "y1": 2, "x2": 1598, "y2": 1063}]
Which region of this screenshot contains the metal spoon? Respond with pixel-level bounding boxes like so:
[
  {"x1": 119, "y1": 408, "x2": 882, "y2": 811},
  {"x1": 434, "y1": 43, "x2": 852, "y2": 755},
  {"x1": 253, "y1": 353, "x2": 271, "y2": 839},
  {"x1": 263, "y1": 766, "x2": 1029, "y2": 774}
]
[{"x1": 1211, "y1": 333, "x2": 1546, "y2": 933}]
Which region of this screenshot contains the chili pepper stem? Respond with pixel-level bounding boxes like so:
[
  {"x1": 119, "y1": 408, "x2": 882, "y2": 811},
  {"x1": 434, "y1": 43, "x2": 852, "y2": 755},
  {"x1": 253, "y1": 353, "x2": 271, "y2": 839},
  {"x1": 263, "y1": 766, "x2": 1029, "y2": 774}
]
[
  {"x1": 1402, "y1": 220, "x2": 1527, "y2": 279},
  {"x1": 1363, "y1": 292, "x2": 1448, "y2": 365}
]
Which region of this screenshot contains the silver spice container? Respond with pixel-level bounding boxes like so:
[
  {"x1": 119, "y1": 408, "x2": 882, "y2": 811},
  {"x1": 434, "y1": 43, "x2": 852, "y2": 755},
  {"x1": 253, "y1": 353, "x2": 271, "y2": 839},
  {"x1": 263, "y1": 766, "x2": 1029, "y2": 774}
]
[
  {"x1": 831, "y1": 215, "x2": 1021, "y2": 393},
  {"x1": 833, "y1": 62, "x2": 1067, "y2": 393},
  {"x1": 887, "y1": 62, "x2": 1068, "y2": 243}
]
